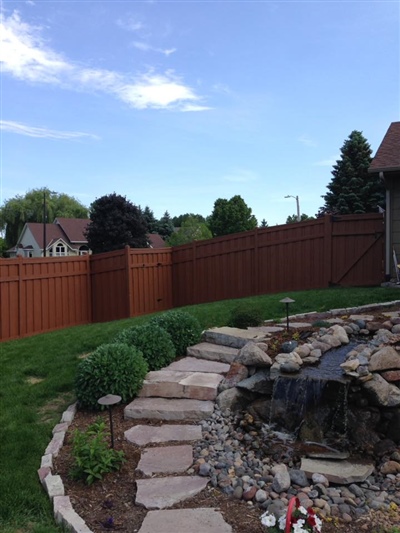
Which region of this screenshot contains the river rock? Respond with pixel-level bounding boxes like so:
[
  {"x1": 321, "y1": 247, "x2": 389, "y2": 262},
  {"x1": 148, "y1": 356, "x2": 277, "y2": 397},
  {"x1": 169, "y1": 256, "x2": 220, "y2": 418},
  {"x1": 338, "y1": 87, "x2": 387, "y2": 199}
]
[
  {"x1": 295, "y1": 345, "x2": 311, "y2": 358},
  {"x1": 281, "y1": 340, "x2": 298, "y2": 353},
  {"x1": 369, "y1": 346, "x2": 400, "y2": 372},
  {"x1": 280, "y1": 362, "x2": 300, "y2": 374},
  {"x1": 380, "y1": 370, "x2": 400, "y2": 382},
  {"x1": 289, "y1": 469, "x2": 309, "y2": 487},
  {"x1": 319, "y1": 334, "x2": 342, "y2": 348},
  {"x1": 275, "y1": 352, "x2": 303, "y2": 366},
  {"x1": 380, "y1": 461, "x2": 400, "y2": 474},
  {"x1": 271, "y1": 463, "x2": 290, "y2": 493}
]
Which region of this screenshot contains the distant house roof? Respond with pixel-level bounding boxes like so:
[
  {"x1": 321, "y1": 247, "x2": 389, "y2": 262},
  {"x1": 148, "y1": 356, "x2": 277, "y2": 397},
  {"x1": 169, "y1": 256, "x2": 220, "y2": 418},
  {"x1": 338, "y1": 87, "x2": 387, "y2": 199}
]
[
  {"x1": 55, "y1": 218, "x2": 90, "y2": 243},
  {"x1": 147, "y1": 233, "x2": 167, "y2": 248},
  {"x1": 369, "y1": 121, "x2": 400, "y2": 173},
  {"x1": 26, "y1": 223, "x2": 67, "y2": 248}
]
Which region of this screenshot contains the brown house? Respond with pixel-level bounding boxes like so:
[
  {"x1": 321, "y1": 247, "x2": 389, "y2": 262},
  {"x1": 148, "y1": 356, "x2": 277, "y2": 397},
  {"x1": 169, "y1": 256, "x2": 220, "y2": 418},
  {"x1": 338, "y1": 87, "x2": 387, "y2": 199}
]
[{"x1": 369, "y1": 121, "x2": 400, "y2": 280}]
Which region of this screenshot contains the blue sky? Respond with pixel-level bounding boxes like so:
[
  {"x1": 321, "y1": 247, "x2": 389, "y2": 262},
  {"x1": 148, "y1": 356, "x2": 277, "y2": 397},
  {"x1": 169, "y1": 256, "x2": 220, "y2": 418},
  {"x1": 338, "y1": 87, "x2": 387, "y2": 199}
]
[{"x1": 1, "y1": 0, "x2": 399, "y2": 226}]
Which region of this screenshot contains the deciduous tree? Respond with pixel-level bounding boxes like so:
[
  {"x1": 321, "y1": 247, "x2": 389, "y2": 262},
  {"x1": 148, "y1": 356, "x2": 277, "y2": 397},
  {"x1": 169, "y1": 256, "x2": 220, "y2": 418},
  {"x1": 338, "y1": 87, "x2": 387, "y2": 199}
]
[
  {"x1": 167, "y1": 216, "x2": 212, "y2": 246},
  {"x1": 85, "y1": 193, "x2": 148, "y2": 254},
  {"x1": 172, "y1": 213, "x2": 206, "y2": 227},
  {"x1": 320, "y1": 131, "x2": 385, "y2": 215},
  {"x1": 208, "y1": 195, "x2": 257, "y2": 237}
]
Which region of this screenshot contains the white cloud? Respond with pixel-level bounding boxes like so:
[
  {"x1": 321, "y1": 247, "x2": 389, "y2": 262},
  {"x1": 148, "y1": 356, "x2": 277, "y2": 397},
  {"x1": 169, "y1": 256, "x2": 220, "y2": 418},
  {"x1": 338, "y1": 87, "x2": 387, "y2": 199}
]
[
  {"x1": 298, "y1": 134, "x2": 317, "y2": 147},
  {"x1": 116, "y1": 17, "x2": 144, "y2": 32},
  {"x1": 222, "y1": 169, "x2": 258, "y2": 183},
  {"x1": 313, "y1": 155, "x2": 340, "y2": 167},
  {"x1": 0, "y1": 120, "x2": 100, "y2": 140},
  {"x1": 1, "y1": 11, "x2": 206, "y2": 112},
  {"x1": 132, "y1": 41, "x2": 176, "y2": 56},
  {"x1": 181, "y1": 103, "x2": 212, "y2": 112}
]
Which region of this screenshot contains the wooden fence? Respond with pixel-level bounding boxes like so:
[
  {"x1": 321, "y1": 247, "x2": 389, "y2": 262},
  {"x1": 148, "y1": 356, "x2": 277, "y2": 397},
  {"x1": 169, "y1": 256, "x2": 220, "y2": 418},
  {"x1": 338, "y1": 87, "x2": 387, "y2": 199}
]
[{"x1": 0, "y1": 214, "x2": 384, "y2": 341}]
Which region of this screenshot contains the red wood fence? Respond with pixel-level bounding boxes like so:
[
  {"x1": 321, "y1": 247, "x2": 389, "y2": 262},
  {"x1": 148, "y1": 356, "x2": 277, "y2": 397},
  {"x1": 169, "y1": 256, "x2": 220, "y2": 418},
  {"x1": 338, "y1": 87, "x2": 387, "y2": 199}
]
[{"x1": 0, "y1": 214, "x2": 384, "y2": 341}]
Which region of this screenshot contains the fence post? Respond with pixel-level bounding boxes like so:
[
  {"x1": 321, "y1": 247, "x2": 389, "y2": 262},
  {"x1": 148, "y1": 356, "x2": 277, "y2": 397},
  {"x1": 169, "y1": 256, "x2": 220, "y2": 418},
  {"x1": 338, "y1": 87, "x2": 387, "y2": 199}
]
[
  {"x1": 125, "y1": 245, "x2": 134, "y2": 318},
  {"x1": 254, "y1": 228, "x2": 259, "y2": 295},
  {"x1": 86, "y1": 254, "x2": 92, "y2": 323},
  {"x1": 18, "y1": 255, "x2": 24, "y2": 338},
  {"x1": 192, "y1": 241, "x2": 197, "y2": 305},
  {"x1": 324, "y1": 215, "x2": 333, "y2": 287}
]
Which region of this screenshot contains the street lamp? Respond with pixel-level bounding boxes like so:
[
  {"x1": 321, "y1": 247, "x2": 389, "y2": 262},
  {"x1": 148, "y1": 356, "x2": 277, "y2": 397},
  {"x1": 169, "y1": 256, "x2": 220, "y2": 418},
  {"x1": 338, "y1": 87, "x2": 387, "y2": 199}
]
[{"x1": 284, "y1": 195, "x2": 301, "y2": 222}]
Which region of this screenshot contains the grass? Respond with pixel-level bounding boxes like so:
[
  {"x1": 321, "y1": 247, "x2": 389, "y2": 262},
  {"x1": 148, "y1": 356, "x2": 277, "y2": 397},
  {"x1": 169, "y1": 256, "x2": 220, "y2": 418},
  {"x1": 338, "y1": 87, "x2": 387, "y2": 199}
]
[{"x1": 1, "y1": 286, "x2": 399, "y2": 532}]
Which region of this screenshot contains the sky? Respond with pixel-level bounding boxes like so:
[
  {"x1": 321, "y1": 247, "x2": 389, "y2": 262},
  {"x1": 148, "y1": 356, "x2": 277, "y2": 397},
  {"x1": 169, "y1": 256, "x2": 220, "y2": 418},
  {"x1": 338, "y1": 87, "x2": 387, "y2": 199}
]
[{"x1": 1, "y1": 0, "x2": 399, "y2": 226}]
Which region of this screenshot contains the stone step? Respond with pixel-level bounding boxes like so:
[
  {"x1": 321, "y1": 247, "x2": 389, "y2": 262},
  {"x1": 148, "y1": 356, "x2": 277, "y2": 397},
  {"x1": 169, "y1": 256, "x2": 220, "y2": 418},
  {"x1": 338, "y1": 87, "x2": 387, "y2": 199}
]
[
  {"x1": 202, "y1": 327, "x2": 268, "y2": 349},
  {"x1": 187, "y1": 342, "x2": 238, "y2": 364},
  {"x1": 135, "y1": 476, "x2": 209, "y2": 509},
  {"x1": 138, "y1": 508, "x2": 233, "y2": 533},
  {"x1": 165, "y1": 356, "x2": 231, "y2": 374},
  {"x1": 138, "y1": 370, "x2": 223, "y2": 401},
  {"x1": 300, "y1": 457, "x2": 375, "y2": 484},
  {"x1": 124, "y1": 397, "x2": 214, "y2": 421},
  {"x1": 136, "y1": 444, "x2": 193, "y2": 476},
  {"x1": 124, "y1": 424, "x2": 202, "y2": 446}
]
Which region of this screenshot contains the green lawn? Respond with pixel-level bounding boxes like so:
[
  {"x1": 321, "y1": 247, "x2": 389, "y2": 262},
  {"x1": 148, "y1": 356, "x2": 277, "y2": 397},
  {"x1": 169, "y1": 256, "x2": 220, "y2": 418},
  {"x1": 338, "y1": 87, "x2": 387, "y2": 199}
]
[{"x1": 1, "y1": 286, "x2": 399, "y2": 533}]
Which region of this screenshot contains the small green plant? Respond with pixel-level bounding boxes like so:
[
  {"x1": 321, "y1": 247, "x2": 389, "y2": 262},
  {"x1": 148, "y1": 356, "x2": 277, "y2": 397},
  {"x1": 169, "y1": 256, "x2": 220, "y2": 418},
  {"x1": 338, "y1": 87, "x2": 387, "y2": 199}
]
[
  {"x1": 228, "y1": 304, "x2": 263, "y2": 329},
  {"x1": 292, "y1": 331, "x2": 300, "y2": 341},
  {"x1": 150, "y1": 310, "x2": 202, "y2": 356},
  {"x1": 114, "y1": 324, "x2": 176, "y2": 371},
  {"x1": 70, "y1": 419, "x2": 125, "y2": 485},
  {"x1": 75, "y1": 343, "x2": 148, "y2": 410}
]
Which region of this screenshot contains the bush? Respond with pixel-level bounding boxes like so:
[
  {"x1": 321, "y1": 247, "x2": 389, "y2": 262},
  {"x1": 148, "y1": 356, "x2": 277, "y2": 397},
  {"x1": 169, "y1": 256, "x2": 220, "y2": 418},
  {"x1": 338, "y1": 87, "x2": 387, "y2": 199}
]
[
  {"x1": 70, "y1": 419, "x2": 125, "y2": 485},
  {"x1": 228, "y1": 304, "x2": 263, "y2": 329},
  {"x1": 75, "y1": 343, "x2": 148, "y2": 410},
  {"x1": 114, "y1": 324, "x2": 176, "y2": 371},
  {"x1": 150, "y1": 310, "x2": 202, "y2": 356}
]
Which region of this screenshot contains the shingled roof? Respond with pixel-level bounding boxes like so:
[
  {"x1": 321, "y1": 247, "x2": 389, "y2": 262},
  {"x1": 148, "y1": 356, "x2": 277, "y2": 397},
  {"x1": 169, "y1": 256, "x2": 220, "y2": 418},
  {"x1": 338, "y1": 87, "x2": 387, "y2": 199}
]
[
  {"x1": 55, "y1": 218, "x2": 89, "y2": 243},
  {"x1": 369, "y1": 121, "x2": 400, "y2": 173}
]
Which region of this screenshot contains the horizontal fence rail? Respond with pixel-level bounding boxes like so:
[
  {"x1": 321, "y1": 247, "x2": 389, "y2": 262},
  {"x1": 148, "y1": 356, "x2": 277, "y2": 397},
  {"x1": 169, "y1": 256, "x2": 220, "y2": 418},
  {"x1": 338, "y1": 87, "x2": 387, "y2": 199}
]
[{"x1": 0, "y1": 214, "x2": 385, "y2": 341}]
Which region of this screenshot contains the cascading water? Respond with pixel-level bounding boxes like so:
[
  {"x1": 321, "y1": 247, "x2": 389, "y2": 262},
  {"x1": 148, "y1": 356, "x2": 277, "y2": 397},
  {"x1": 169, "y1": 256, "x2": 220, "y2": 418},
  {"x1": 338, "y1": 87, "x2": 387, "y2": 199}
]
[{"x1": 269, "y1": 343, "x2": 357, "y2": 445}]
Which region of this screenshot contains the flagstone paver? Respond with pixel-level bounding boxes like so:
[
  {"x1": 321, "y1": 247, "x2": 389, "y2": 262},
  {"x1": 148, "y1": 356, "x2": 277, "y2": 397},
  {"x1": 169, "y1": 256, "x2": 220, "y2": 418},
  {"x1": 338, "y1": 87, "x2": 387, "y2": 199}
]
[
  {"x1": 137, "y1": 508, "x2": 233, "y2": 533},
  {"x1": 135, "y1": 476, "x2": 209, "y2": 509},
  {"x1": 187, "y1": 342, "x2": 239, "y2": 363},
  {"x1": 138, "y1": 370, "x2": 223, "y2": 400},
  {"x1": 202, "y1": 327, "x2": 268, "y2": 349},
  {"x1": 136, "y1": 444, "x2": 193, "y2": 476},
  {"x1": 124, "y1": 424, "x2": 202, "y2": 446},
  {"x1": 125, "y1": 397, "x2": 214, "y2": 421},
  {"x1": 165, "y1": 356, "x2": 230, "y2": 374}
]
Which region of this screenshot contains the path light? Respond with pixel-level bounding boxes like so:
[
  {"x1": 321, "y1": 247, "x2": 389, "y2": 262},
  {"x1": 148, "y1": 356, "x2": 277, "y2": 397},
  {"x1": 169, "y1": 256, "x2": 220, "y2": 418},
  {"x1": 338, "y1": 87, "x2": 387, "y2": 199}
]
[
  {"x1": 280, "y1": 297, "x2": 295, "y2": 332},
  {"x1": 97, "y1": 394, "x2": 122, "y2": 448}
]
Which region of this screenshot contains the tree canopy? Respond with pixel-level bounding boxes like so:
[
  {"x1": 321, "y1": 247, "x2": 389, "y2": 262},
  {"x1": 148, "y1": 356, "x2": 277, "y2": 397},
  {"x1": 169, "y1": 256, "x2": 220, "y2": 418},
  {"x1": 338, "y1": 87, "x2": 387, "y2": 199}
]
[
  {"x1": 320, "y1": 130, "x2": 385, "y2": 215},
  {"x1": 85, "y1": 193, "x2": 148, "y2": 254},
  {"x1": 0, "y1": 188, "x2": 88, "y2": 249},
  {"x1": 167, "y1": 216, "x2": 212, "y2": 246},
  {"x1": 286, "y1": 214, "x2": 314, "y2": 224},
  {"x1": 208, "y1": 195, "x2": 257, "y2": 237},
  {"x1": 141, "y1": 206, "x2": 158, "y2": 233},
  {"x1": 172, "y1": 213, "x2": 206, "y2": 227}
]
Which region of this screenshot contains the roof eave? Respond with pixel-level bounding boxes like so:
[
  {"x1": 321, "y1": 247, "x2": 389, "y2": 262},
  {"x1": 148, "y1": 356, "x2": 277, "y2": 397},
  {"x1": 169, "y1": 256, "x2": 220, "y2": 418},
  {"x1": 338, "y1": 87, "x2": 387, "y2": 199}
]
[{"x1": 368, "y1": 166, "x2": 400, "y2": 174}]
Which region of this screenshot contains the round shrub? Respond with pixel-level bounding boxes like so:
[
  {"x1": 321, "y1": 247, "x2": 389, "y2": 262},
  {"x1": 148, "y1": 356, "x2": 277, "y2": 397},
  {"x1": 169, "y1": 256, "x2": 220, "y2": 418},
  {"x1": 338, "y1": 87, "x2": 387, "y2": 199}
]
[
  {"x1": 149, "y1": 310, "x2": 202, "y2": 356},
  {"x1": 75, "y1": 343, "x2": 148, "y2": 410},
  {"x1": 114, "y1": 324, "x2": 176, "y2": 371},
  {"x1": 228, "y1": 304, "x2": 263, "y2": 329}
]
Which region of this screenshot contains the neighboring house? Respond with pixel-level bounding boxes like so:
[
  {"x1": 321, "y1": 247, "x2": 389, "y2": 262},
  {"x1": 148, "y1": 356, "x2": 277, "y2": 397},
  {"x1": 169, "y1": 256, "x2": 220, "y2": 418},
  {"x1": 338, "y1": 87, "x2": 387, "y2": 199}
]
[
  {"x1": 369, "y1": 121, "x2": 400, "y2": 280},
  {"x1": 7, "y1": 218, "x2": 166, "y2": 258},
  {"x1": 7, "y1": 218, "x2": 91, "y2": 258}
]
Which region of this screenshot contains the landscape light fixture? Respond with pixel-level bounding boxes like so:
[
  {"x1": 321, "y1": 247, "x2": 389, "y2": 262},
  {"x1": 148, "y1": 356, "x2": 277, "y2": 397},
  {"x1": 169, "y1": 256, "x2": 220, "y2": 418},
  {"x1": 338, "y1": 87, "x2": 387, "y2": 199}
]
[
  {"x1": 280, "y1": 297, "x2": 295, "y2": 332},
  {"x1": 284, "y1": 195, "x2": 301, "y2": 222},
  {"x1": 97, "y1": 394, "x2": 122, "y2": 448}
]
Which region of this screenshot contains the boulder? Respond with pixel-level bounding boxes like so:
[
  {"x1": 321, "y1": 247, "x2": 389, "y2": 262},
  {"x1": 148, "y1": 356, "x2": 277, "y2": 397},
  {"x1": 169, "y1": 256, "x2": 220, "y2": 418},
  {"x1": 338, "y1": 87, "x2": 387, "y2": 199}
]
[
  {"x1": 369, "y1": 346, "x2": 400, "y2": 372},
  {"x1": 328, "y1": 324, "x2": 349, "y2": 344},
  {"x1": 235, "y1": 342, "x2": 272, "y2": 367},
  {"x1": 295, "y1": 345, "x2": 311, "y2": 358},
  {"x1": 218, "y1": 363, "x2": 249, "y2": 392},
  {"x1": 271, "y1": 463, "x2": 291, "y2": 493},
  {"x1": 362, "y1": 373, "x2": 400, "y2": 407},
  {"x1": 216, "y1": 388, "x2": 252, "y2": 414},
  {"x1": 275, "y1": 352, "x2": 303, "y2": 366},
  {"x1": 236, "y1": 370, "x2": 274, "y2": 394}
]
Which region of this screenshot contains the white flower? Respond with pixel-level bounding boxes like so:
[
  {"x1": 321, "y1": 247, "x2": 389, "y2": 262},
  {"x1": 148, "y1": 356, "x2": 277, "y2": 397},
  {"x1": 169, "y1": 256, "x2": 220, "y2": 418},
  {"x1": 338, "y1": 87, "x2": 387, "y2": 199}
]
[
  {"x1": 292, "y1": 519, "x2": 307, "y2": 533},
  {"x1": 278, "y1": 515, "x2": 286, "y2": 530},
  {"x1": 298, "y1": 506, "x2": 308, "y2": 515},
  {"x1": 314, "y1": 515, "x2": 323, "y2": 531},
  {"x1": 260, "y1": 511, "x2": 276, "y2": 527}
]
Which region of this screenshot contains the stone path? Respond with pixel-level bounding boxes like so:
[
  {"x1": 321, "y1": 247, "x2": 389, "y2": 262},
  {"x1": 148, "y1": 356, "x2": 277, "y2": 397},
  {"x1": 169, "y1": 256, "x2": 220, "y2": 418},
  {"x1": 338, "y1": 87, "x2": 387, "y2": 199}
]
[{"x1": 124, "y1": 337, "x2": 239, "y2": 533}]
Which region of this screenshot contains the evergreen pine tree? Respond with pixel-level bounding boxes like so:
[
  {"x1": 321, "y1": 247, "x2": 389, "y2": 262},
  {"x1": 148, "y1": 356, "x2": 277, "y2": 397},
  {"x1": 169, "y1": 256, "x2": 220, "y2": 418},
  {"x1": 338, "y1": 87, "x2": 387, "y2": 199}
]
[
  {"x1": 321, "y1": 131, "x2": 385, "y2": 215},
  {"x1": 156, "y1": 211, "x2": 175, "y2": 239},
  {"x1": 142, "y1": 206, "x2": 158, "y2": 233}
]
